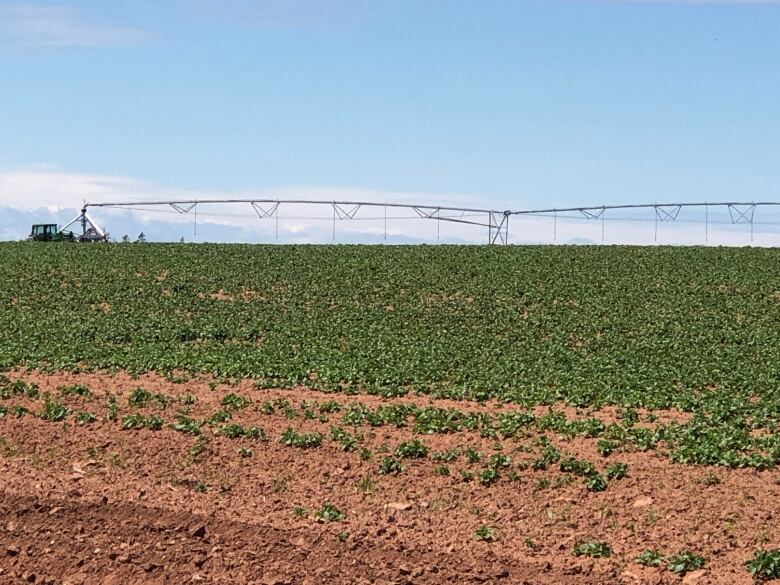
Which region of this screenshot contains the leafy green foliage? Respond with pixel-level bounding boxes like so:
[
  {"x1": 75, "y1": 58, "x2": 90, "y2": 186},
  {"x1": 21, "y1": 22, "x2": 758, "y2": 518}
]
[
  {"x1": 552, "y1": 474, "x2": 572, "y2": 487},
  {"x1": 319, "y1": 400, "x2": 342, "y2": 413},
  {"x1": 245, "y1": 426, "x2": 268, "y2": 441},
  {"x1": 279, "y1": 427, "x2": 323, "y2": 448},
  {"x1": 605, "y1": 462, "x2": 629, "y2": 481},
  {"x1": 128, "y1": 388, "x2": 168, "y2": 409},
  {"x1": 208, "y1": 409, "x2": 231, "y2": 424},
  {"x1": 188, "y1": 438, "x2": 209, "y2": 458},
  {"x1": 532, "y1": 443, "x2": 561, "y2": 470},
  {"x1": 394, "y1": 439, "x2": 429, "y2": 459},
  {"x1": 329, "y1": 426, "x2": 357, "y2": 451},
  {"x1": 635, "y1": 549, "x2": 664, "y2": 567},
  {"x1": 378, "y1": 456, "x2": 403, "y2": 475},
  {"x1": 39, "y1": 394, "x2": 68, "y2": 422},
  {"x1": 0, "y1": 377, "x2": 39, "y2": 400},
  {"x1": 559, "y1": 457, "x2": 597, "y2": 477},
  {"x1": 105, "y1": 394, "x2": 119, "y2": 422},
  {"x1": 488, "y1": 453, "x2": 511, "y2": 468},
  {"x1": 221, "y1": 393, "x2": 251, "y2": 411},
  {"x1": 2, "y1": 245, "x2": 780, "y2": 469},
  {"x1": 666, "y1": 551, "x2": 706, "y2": 575},
  {"x1": 573, "y1": 541, "x2": 612, "y2": 558},
  {"x1": 474, "y1": 525, "x2": 496, "y2": 541},
  {"x1": 170, "y1": 415, "x2": 202, "y2": 435},
  {"x1": 315, "y1": 502, "x2": 345, "y2": 522},
  {"x1": 617, "y1": 407, "x2": 640, "y2": 426},
  {"x1": 585, "y1": 474, "x2": 607, "y2": 492},
  {"x1": 478, "y1": 467, "x2": 500, "y2": 486},
  {"x1": 596, "y1": 439, "x2": 618, "y2": 457},
  {"x1": 58, "y1": 384, "x2": 91, "y2": 397},
  {"x1": 431, "y1": 449, "x2": 459, "y2": 463},
  {"x1": 745, "y1": 549, "x2": 780, "y2": 580},
  {"x1": 221, "y1": 423, "x2": 247, "y2": 438},
  {"x1": 128, "y1": 388, "x2": 153, "y2": 407},
  {"x1": 122, "y1": 413, "x2": 163, "y2": 430}
]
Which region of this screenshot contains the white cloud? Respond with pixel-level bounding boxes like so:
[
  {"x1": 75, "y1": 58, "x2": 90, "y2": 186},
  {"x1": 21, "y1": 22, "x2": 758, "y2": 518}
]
[
  {"x1": 283, "y1": 223, "x2": 309, "y2": 234},
  {"x1": 0, "y1": 4, "x2": 152, "y2": 50},
  {"x1": 0, "y1": 165, "x2": 146, "y2": 208},
  {"x1": 0, "y1": 165, "x2": 777, "y2": 246}
]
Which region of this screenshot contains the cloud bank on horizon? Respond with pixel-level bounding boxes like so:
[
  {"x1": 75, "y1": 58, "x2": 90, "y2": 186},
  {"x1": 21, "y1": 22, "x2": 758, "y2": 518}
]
[{"x1": 1, "y1": 166, "x2": 777, "y2": 247}]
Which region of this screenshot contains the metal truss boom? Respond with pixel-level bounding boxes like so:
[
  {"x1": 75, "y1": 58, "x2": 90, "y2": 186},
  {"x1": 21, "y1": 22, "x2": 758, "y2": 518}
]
[
  {"x1": 82, "y1": 199, "x2": 780, "y2": 245},
  {"x1": 509, "y1": 201, "x2": 779, "y2": 244},
  {"x1": 84, "y1": 198, "x2": 505, "y2": 243},
  {"x1": 508, "y1": 201, "x2": 779, "y2": 216},
  {"x1": 86, "y1": 198, "x2": 496, "y2": 215}
]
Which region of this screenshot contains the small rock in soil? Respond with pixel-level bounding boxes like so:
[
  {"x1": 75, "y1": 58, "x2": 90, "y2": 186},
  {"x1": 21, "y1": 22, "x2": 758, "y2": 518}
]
[
  {"x1": 190, "y1": 525, "x2": 207, "y2": 538},
  {"x1": 683, "y1": 570, "x2": 708, "y2": 584}
]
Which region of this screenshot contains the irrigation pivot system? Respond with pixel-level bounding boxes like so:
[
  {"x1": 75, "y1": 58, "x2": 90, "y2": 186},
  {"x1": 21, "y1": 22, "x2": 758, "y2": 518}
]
[
  {"x1": 70, "y1": 199, "x2": 780, "y2": 244},
  {"x1": 81, "y1": 199, "x2": 513, "y2": 244},
  {"x1": 510, "y1": 201, "x2": 779, "y2": 244}
]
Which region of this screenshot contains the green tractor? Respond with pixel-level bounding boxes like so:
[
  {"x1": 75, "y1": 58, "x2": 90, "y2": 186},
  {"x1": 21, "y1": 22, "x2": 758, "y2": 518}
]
[
  {"x1": 28, "y1": 224, "x2": 77, "y2": 242},
  {"x1": 28, "y1": 209, "x2": 108, "y2": 243}
]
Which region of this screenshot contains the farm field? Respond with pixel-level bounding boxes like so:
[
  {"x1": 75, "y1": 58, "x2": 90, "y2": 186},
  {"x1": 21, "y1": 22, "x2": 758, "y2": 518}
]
[{"x1": 0, "y1": 243, "x2": 779, "y2": 584}]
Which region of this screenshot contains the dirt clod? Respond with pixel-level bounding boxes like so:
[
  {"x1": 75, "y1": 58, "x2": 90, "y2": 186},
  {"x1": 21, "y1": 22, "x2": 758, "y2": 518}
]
[
  {"x1": 191, "y1": 525, "x2": 207, "y2": 539},
  {"x1": 683, "y1": 570, "x2": 708, "y2": 584}
]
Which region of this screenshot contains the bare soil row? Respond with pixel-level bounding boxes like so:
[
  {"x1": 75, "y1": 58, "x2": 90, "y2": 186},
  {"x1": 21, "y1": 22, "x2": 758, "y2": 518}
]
[{"x1": 0, "y1": 371, "x2": 778, "y2": 584}]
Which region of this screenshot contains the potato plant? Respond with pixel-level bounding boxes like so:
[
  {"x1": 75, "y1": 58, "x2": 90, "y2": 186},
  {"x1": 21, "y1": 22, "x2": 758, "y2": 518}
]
[
  {"x1": 2, "y1": 244, "x2": 778, "y2": 469},
  {"x1": 745, "y1": 549, "x2": 780, "y2": 580},
  {"x1": 573, "y1": 541, "x2": 612, "y2": 558}
]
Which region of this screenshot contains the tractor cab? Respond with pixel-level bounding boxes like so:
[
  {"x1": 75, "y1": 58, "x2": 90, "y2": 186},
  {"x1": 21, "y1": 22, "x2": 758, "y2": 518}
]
[
  {"x1": 27, "y1": 208, "x2": 107, "y2": 242},
  {"x1": 28, "y1": 224, "x2": 75, "y2": 242}
]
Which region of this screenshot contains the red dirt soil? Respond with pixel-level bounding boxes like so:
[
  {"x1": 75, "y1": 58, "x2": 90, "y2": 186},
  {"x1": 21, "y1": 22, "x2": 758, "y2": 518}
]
[{"x1": 0, "y1": 371, "x2": 778, "y2": 584}]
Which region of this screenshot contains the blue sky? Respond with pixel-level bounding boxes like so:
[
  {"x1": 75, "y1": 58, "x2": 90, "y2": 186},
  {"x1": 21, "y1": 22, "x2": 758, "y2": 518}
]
[{"x1": 0, "y1": 0, "x2": 779, "y2": 242}]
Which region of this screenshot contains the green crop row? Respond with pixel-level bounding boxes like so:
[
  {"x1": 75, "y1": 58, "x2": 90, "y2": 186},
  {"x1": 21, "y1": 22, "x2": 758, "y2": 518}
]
[{"x1": 0, "y1": 243, "x2": 778, "y2": 466}]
